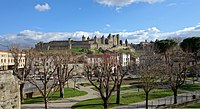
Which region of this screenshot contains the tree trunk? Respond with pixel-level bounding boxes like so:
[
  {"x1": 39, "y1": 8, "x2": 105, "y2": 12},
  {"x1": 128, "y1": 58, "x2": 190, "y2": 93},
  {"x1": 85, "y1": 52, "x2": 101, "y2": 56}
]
[
  {"x1": 66, "y1": 80, "x2": 69, "y2": 88},
  {"x1": 74, "y1": 80, "x2": 76, "y2": 89},
  {"x1": 44, "y1": 78, "x2": 48, "y2": 109},
  {"x1": 59, "y1": 82, "x2": 64, "y2": 98},
  {"x1": 145, "y1": 92, "x2": 149, "y2": 109},
  {"x1": 193, "y1": 76, "x2": 195, "y2": 84},
  {"x1": 20, "y1": 83, "x2": 25, "y2": 102},
  {"x1": 116, "y1": 84, "x2": 121, "y2": 105},
  {"x1": 103, "y1": 98, "x2": 108, "y2": 109},
  {"x1": 173, "y1": 89, "x2": 177, "y2": 104},
  {"x1": 44, "y1": 97, "x2": 48, "y2": 109}
]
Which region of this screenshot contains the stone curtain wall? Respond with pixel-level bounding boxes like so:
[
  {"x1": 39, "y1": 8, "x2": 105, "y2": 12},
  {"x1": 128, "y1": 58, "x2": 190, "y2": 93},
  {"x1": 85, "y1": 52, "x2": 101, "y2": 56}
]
[
  {"x1": 0, "y1": 71, "x2": 20, "y2": 109},
  {"x1": 35, "y1": 34, "x2": 121, "y2": 50}
]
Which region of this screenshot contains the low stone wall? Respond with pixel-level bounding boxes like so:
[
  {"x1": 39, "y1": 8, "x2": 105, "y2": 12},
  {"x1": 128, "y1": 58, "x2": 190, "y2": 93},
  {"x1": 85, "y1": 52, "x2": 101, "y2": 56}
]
[{"x1": 0, "y1": 71, "x2": 20, "y2": 109}]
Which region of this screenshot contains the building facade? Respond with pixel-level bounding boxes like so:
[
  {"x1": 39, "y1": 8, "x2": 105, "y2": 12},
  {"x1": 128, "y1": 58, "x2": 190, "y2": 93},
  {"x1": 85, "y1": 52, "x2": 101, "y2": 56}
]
[
  {"x1": 0, "y1": 50, "x2": 25, "y2": 71},
  {"x1": 85, "y1": 53, "x2": 131, "y2": 67},
  {"x1": 120, "y1": 53, "x2": 131, "y2": 67}
]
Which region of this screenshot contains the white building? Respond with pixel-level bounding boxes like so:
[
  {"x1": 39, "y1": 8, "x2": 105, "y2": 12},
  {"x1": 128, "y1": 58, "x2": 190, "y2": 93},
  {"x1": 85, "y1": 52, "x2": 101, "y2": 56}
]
[
  {"x1": 85, "y1": 53, "x2": 120, "y2": 67},
  {"x1": 0, "y1": 50, "x2": 25, "y2": 71},
  {"x1": 120, "y1": 53, "x2": 131, "y2": 67},
  {"x1": 85, "y1": 53, "x2": 131, "y2": 67}
]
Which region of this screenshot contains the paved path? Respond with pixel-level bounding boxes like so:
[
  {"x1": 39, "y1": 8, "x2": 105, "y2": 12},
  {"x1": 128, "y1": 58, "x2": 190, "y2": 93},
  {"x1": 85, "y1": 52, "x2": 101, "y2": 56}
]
[
  {"x1": 22, "y1": 84, "x2": 140, "y2": 109},
  {"x1": 22, "y1": 83, "x2": 200, "y2": 109},
  {"x1": 112, "y1": 90, "x2": 200, "y2": 109},
  {"x1": 22, "y1": 85, "x2": 99, "y2": 109}
]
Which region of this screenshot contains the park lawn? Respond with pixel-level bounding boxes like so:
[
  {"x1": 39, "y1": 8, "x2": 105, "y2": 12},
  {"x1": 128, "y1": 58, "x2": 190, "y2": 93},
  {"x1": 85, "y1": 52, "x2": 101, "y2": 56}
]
[
  {"x1": 183, "y1": 102, "x2": 200, "y2": 108},
  {"x1": 72, "y1": 89, "x2": 176, "y2": 109},
  {"x1": 120, "y1": 85, "x2": 137, "y2": 90},
  {"x1": 186, "y1": 77, "x2": 200, "y2": 82},
  {"x1": 180, "y1": 84, "x2": 200, "y2": 91},
  {"x1": 91, "y1": 85, "x2": 137, "y2": 92},
  {"x1": 23, "y1": 88, "x2": 87, "y2": 104}
]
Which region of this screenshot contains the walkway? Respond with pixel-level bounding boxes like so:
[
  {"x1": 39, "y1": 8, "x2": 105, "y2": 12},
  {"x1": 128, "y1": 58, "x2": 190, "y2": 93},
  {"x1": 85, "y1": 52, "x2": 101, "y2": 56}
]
[
  {"x1": 22, "y1": 85, "x2": 99, "y2": 109},
  {"x1": 112, "y1": 90, "x2": 200, "y2": 109},
  {"x1": 22, "y1": 85, "x2": 140, "y2": 109},
  {"x1": 22, "y1": 84, "x2": 200, "y2": 109}
]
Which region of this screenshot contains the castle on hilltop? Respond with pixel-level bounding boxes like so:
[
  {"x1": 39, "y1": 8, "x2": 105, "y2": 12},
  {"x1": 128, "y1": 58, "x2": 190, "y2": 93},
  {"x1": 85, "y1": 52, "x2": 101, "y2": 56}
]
[{"x1": 35, "y1": 34, "x2": 127, "y2": 50}]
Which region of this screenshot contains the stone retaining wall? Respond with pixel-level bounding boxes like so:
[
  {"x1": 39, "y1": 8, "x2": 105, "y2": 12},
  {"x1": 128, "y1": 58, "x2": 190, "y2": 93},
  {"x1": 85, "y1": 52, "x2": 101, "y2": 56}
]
[{"x1": 0, "y1": 71, "x2": 20, "y2": 109}]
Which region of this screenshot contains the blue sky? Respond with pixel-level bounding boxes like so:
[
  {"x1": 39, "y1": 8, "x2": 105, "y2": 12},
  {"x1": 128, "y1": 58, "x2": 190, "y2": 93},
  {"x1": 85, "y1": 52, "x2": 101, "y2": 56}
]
[{"x1": 0, "y1": 0, "x2": 200, "y2": 48}]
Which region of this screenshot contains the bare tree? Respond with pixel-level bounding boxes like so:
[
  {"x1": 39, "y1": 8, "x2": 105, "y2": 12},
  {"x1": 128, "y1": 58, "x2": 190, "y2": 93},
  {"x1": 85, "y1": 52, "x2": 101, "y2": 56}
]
[
  {"x1": 9, "y1": 46, "x2": 34, "y2": 102},
  {"x1": 28, "y1": 52, "x2": 58, "y2": 109},
  {"x1": 138, "y1": 48, "x2": 163, "y2": 109},
  {"x1": 71, "y1": 73, "x2": 81, "y2": 89},
  {"x1": 188, "y1": 64, "x2": 199, "y2": 84},
  {"x1": 55, "y1": 52, "x2": 75, "y2": 98},
  {"x1": 164, "y1": 47, "x2": 189, "y2": 104},
  {"x1": 115, "y1": 63, "x2": 131, "y2": 104},
  {"x1": 84, "y1": 54, "x2": 119, "y2": 109}
]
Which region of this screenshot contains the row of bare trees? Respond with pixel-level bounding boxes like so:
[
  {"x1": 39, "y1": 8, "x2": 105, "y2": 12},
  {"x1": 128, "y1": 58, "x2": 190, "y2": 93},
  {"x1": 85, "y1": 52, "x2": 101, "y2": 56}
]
[
  {"x1": 138, "y1": 46, "x2": 190, "y2": 109},
  {"x1": 10, "y1": 47, "x2": 35, "y2": 102},
  {"x1": 82, "y1": 46, "x2": 189, "y2": 109},
  {"x1": 10, "y1": 48, "x2": 76, "y2": 109},
  {"x1": 84, "y1": 53, "x2": 131, "y2": 109},
  {"x1": 137, "y1": 37, "x2": 200, "y2": 109},
  {"x1": 9, "y1": 37, "x2": 200, "y2": 109},
  {"x1": 84, "y1": 38, "x2": 200, "y2": 109}
]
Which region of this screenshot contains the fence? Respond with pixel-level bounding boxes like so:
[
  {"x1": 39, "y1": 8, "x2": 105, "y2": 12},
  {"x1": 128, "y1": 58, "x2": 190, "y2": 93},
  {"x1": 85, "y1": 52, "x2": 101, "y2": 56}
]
[{"x1": 132, "y1": 90, "x2": 200, "y2": 109}]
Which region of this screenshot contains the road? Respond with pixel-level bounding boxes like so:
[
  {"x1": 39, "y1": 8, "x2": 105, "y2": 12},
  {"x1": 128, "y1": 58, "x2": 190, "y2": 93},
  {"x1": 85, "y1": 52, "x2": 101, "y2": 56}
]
[{"x1": 24, "y1": 80, "x2": 55, "y2": 93}]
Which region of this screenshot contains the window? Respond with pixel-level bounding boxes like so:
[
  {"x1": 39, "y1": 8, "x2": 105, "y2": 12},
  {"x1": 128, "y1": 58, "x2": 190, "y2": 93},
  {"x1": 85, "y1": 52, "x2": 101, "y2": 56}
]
[{"x1": 4, "y1": 59, "x2": 6, "y2": 63}]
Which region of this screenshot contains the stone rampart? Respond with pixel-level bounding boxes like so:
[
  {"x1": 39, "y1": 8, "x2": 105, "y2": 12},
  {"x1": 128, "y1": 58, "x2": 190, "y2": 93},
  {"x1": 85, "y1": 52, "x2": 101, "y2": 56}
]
[{"x1": 0, "y1": 71, "x2": 20, "y2": 109}]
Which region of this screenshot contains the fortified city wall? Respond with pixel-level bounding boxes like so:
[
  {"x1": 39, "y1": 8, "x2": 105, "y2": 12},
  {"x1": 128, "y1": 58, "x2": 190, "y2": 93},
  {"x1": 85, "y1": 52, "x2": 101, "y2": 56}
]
[{"x1": 35, "y1": 34, "x2": 123, "y2": 50}]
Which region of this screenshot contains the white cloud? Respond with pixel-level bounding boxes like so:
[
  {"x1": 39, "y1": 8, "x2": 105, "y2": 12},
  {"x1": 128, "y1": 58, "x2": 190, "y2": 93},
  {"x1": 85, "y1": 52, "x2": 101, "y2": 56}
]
[
  {"x1": 96, "y1": 0, "x2": 163, "y2": 7},
  {"x1": 106, "y1": 24, "x2": 111, "y2": 28},
  {"x1": 115, "y1": 7, "x2": 122, "y2": 13},
  {"x1": 116, "y1": 27, "x2": 159, "y2": 43},
  {"x1": 166, "y1": 3, "x2": 177, "y2": 7},
  {"x1": 1, "y1": 24, "x2": 200, "y2": 49},
  {"x1": 147, "y1": 27, "x2": 160, "y2": 33},
  {"x1": 34, "y1": 3, "x2": 51, "y2": 12}
]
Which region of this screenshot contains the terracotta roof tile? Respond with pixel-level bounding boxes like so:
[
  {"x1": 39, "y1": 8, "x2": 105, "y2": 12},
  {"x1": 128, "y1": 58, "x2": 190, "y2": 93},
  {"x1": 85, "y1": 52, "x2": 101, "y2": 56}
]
[{"x1": 0, "y1": 50, "x2": 8, "y2": 52}]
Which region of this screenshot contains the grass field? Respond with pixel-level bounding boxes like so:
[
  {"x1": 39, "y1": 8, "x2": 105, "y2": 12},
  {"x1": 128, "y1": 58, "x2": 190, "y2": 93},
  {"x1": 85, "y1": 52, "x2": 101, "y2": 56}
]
[
  {"x1": 70, "y1": 48, "x2": 103, "y2": 54},
  {"x1": 23, "y1": 88, "x2": 87, "y2": 104},
  {"x1": 91, "y1": 85, "x2": 137, "y2": 92},
  {"x1": 72, "y1": 89, "x2": 176, "y2": 109},
  {"x1": 187, "y1": 77, "x2": 200, "y2": 82},
  {"x1": 180, "y1": 83, "x2": 200, "y2": 91},
  {"x1": 183, "y1": 102, "x2": 200, "y2": 108}
]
